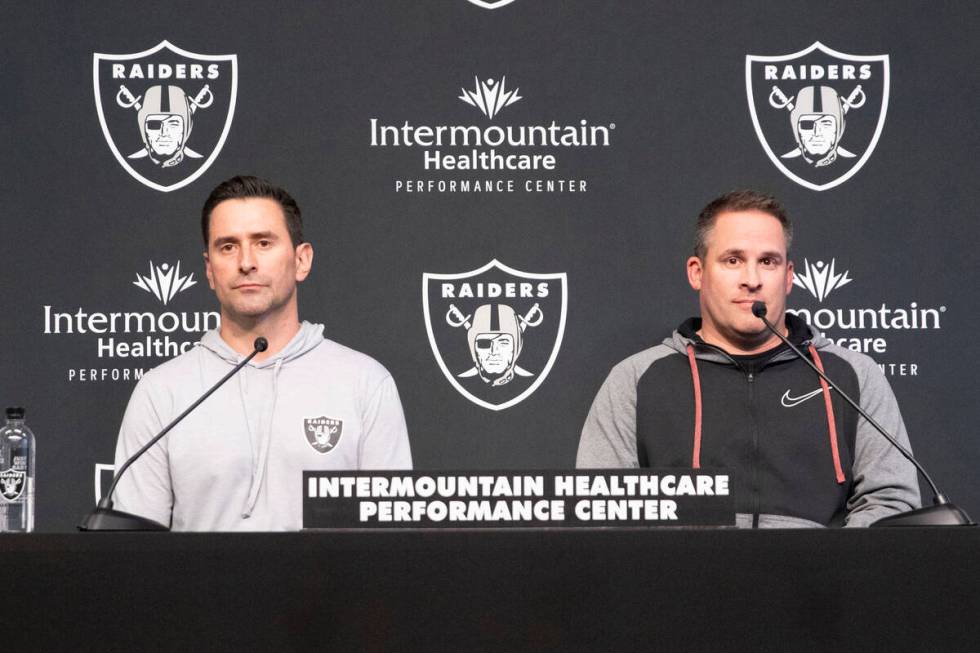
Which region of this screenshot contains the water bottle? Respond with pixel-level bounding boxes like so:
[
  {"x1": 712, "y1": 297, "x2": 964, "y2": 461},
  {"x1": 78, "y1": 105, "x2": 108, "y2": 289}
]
[{"x1": 0, "y1": 407, "x2": 35, "y2": 532}]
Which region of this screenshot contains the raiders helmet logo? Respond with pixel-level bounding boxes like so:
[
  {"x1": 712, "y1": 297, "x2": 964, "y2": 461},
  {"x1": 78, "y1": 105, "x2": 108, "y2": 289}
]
[
  {"x1": 94, "y1": 40, "x2": 238, "y2": 192},
  {"x1": 423, "y1": 260, "x2": 567, "y2": 410},
  {"x1": 305, "y1": 417, "x2": 343, "y2": 454},
  {"x1": 746, "y1": 42, "x2": 889, "y2": 191}
]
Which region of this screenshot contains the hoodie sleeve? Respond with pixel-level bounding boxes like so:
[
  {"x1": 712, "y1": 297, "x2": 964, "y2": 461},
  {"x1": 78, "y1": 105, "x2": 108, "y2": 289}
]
[
  {"x1": 112, "y1": 372, "x2": 174, "y2": 528},
  {"x1": 576, "y1": 359, "x2": 641, "y2": 468},
  {"x1": 357, "y1": 374, "x2": 412, "y2": 470},
  {"x1": 842, "y1": 354, "x2": 921, "y2": 527}
]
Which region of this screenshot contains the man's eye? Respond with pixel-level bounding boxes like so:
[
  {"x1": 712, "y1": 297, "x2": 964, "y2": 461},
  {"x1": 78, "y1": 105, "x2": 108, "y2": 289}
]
[{"x1": 726, "y1": 257, "x2": 739, "y2": 265}]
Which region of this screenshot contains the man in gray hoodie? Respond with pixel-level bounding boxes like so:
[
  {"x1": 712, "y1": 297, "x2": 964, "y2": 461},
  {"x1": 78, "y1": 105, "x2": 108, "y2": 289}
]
[
  {"x1": 577, "y1": 190, "x2": 920, "y2": 527},
  {"x1": 113, "y1": 176, "x2": 412, "y2": 530}
]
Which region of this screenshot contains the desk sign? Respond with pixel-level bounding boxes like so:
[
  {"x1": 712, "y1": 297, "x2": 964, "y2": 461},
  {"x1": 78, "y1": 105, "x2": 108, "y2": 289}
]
[{"x1": 303, "y1": 469, "x2": 734, "y2": 529}]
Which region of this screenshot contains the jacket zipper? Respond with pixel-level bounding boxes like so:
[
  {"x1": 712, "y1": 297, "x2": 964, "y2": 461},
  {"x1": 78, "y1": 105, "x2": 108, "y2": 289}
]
[
  {"x1": 690, "y1": 342, "x2": 763, "y2": 526},
  {"x1": 746, "y1": 371, "x2": 761, "y2": 527}
]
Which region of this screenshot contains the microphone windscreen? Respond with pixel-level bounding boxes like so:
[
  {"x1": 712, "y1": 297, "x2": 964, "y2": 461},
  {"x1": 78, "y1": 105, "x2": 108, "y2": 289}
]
[
  {"x1": 751, "y1": 301, "x2": 768, "y2": 318},
  {"x1": 254, "y1": 337, "x2": 269, "y2": 352}
]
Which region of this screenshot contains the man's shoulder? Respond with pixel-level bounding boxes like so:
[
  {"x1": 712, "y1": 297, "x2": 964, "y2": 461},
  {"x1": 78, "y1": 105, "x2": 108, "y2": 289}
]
[
  {"x1": 136, "y1": 343, "x2": 208, "y2": 388},
  {"x1": 606, "y1": 342, "x2": 681, "y2": 387},
  {"x1": 311, "y1": 338, "x2": 393, "y2": 382},
  {"x1": 812, "y1": 341, "x2": 884, "y2": 386}
]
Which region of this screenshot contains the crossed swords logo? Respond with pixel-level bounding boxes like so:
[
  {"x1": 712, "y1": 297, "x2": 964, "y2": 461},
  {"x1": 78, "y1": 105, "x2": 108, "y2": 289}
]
[
  {"x1": 115, "y1": 83, "x2": 214, "y2": 160},
  {"x1": 768, "y1": 84, "x2": 866, "y2": 159},
  {"x1": 445, "y1": 302, "x2": 543, "y2": 378}
]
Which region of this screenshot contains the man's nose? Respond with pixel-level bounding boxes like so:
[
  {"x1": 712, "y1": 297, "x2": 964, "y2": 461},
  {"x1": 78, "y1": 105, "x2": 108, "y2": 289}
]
[
  {"x1": 238, "y1": 245, "x2": 257, "y2": 273},
  {"x1": 740, "y1": 265, "x2": 762, "y2": 290}
]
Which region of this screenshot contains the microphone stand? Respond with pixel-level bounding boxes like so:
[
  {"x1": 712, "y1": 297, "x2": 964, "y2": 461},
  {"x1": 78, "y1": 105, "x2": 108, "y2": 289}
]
[
  {"x1": 751, "y1": 302, "x2": 972, "y2": 526},
  {"x1": 78, "y1": 337, "x2": 269, "y2": 531}
]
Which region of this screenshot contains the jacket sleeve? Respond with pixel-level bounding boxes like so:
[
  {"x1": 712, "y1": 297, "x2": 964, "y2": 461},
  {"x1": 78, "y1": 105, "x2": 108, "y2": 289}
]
[
  {"x1": 576, "y1": 361, "x2": 640, "y2": 468},
  {"x1": 112, "y1": 372, "x2": 174, "y2": 528},
  {"x1": 844, "y1": 359, "x2": 921, "y2": 527},
  {"x1": 357, "y1": 374, "x2": 413, "y2": 470}
]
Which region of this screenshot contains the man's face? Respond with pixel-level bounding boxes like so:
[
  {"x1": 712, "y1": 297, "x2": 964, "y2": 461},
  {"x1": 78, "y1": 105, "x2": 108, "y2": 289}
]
[
  {"x1": 204, "y1": 198, "x2": 312, "y2": 325},
  {"x1": 474, "y1": 333, "x2": 515, "y2": 375},
  {"x1": 144, "y1": 114, "x2": 184, "y2": 156},
  {"x1": 797, "y1": 114, "x2": 837, "y2": 156},
  {"x1": 687, "y1": 210, "x2": 794, "y2": 352}
]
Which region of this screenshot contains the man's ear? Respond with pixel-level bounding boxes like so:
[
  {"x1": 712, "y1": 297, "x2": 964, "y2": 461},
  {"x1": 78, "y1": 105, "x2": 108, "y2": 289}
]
[
  {"x1": 203, "y1": 251, "x2": 215, "y2": 290},
  {"x1": 785, "y1": 260, "x2": 794, "y2": 296},
  {"x1": 294, "y1": 242, "x2": 314, "y2": 282},
  {"x1": 687, "y1": 256, "x2": 704, "y2": 291}
]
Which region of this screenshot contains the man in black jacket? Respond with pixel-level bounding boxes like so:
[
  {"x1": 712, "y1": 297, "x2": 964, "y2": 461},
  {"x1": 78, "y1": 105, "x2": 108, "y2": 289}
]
[{"x1": 576, "y1": 190, "x2": 920, "y2": 527}]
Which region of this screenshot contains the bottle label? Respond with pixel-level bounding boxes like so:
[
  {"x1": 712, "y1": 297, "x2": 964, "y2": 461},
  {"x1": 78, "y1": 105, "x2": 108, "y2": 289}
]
[{"x1": 0, "y1": 468, "x2": 26, "y2": 502}]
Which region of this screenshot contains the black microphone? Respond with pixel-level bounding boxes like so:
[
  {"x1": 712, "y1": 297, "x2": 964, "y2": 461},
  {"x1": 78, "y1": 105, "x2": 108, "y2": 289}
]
[
  {"x1": 79, "y1": 337, "x2": 269, "y2": 531},
  {"x1": 752, "y1": 301, "x2": 973, "y2": 526}
]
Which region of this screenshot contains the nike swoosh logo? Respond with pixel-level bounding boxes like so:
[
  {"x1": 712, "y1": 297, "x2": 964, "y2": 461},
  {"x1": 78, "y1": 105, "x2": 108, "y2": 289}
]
[{"x1": 781, "y1": 388, "x2": 823, "y2": 408}]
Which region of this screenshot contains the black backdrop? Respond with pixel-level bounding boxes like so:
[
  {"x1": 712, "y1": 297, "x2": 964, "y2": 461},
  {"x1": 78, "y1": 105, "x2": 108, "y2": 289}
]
[{"x1": 1, "y1": 1, "x2": 977, "y2": 530}]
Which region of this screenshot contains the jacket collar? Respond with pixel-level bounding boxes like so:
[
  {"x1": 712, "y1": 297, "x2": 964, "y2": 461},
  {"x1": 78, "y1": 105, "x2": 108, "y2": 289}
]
[{"x1": 667, "y1": 313, "x2": 822, "y2": 366}]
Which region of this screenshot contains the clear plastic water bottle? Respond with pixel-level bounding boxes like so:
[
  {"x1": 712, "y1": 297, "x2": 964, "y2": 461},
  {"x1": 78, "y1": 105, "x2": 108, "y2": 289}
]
[{"x1": 0, "y1": 407, "x2": 35, "y2": 532}]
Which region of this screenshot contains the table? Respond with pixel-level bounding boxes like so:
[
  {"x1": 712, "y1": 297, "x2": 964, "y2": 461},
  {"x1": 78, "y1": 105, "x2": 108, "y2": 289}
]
[{"x1": 3, "y1": 528, "x2": 977, "y2": 651}]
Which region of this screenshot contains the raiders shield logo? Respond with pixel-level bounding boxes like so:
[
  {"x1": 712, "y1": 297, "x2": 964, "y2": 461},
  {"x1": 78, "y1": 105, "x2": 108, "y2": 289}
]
[
  {"x1": 305, "y1": 417, "x2": 343, "y2": 454},
  {"x1": 746, "y1": 42, "x2": 889, "y2": 191},
  {"x1": 423, "y1": 260, "x2": 567, "y2": 411},
  {"x1": 94, "y1": 40, "x2": 238, "y2": 192},
  {"x1": 0, "y1": 468, "x2": 26, "y2": 502}
]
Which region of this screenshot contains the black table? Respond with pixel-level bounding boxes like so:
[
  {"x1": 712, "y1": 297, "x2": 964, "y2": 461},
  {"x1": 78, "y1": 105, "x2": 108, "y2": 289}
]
[{"x1": 4, "y1": 529, "x2": 977, "y2": 651}]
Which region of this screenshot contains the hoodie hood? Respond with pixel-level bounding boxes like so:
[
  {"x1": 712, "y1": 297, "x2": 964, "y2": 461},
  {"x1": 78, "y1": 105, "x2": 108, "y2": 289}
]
[
  {"x1": 664, "y1": 313, "x2": 828, "y2": 364},
  {"x1": 199, "y1": 321, "x2": 325, "y2": 368}
]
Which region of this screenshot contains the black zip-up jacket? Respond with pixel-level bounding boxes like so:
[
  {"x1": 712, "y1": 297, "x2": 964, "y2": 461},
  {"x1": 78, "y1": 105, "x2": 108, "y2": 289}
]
[{"x1": 577, "y1": 314, "x2": 920, "y2": 527}]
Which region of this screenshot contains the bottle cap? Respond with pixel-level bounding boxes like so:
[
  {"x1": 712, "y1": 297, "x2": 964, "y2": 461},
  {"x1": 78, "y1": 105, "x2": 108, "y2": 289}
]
[{"x1": 5, "y1": 407, "x2": 25, "y2": 420}]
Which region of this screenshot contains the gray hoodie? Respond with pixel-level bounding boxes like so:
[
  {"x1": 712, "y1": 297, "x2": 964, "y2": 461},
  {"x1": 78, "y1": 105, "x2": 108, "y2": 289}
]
[{"x1": 113, "y1": 321, "x2": 411, "y2": 530}]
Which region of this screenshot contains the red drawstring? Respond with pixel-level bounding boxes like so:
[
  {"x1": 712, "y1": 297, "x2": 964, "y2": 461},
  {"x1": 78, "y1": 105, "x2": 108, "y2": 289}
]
[
  {"x1": 686, "y1": 345, "x2": 702, "y2": 469},
  {"x1": 809, "y1": 345, "x2": 846, "y2": 484},
  {"x1": 685, "y1": 343, "x2": 846, "y2": 484}
]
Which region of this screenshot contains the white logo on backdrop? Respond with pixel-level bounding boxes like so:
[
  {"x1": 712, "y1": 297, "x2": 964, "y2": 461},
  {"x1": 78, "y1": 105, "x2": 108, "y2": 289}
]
[
  {"x1": 466, "y1": 0, "x2": 518, "y2": 9},
  {"x1": 746, "y1": 42, "x2": 889, "y2": 191},
  {"x1": 423, "y1": 260, "x2": 567, "y2": 410},
  {"x1": 133, "y1": 261, "x2": 198, "y2": 306},
  {"x1": 788, "y1": 254, "x2": 946, "y2": 376},
  {"x1": 94, "y1": 40, "x2": 238, "y2": 192},
  {"x1": 459, "y1": 76, "x2": 523, "y2": 120},
  {"x1": 95, "y1": 463, "x2": 114, "y2": 502},
  {"x1": 792, "y1": 258, "x2": 852, "y2": 302}
]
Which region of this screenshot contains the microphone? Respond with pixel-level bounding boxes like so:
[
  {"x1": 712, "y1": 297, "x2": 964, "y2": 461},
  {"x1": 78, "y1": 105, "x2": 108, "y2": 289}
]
[
  {"x1": 752, "y1": 301, "x2": 973, "y2": 526},
  {"x1": 79, "y1": 337, "x2": 269, "y2": 531}
]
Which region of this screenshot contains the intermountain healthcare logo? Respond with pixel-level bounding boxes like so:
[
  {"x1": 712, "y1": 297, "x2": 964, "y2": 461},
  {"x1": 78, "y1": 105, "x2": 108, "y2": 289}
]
[
  {"x1": 423, "y1": 260, "x2": 567, "y2": 410},
  {"x1": 459, "y1": 77, "x2": 522, "y2": 119},
  {"x1": 133, "y1": 261, "x2": 197, "y2": 305},
  {"x1": 371, "y1": 76, "x2": 615, "y2": 194},
  {"x1": 305, "y1": 417, "x2": 343, "y2": 454},
  {"x1": 746, "y1": 42, "x2": 889, "y2": 191},
  {"x1": 94, "y1": 40, "x2": 237, "y2": 192},
  {"x1": 43, "y1": 260, "x2": 218, "y2": 382},
  {"x1": 792, "y1": 258, "x2": 852, "y2": 302},
  {"x1": 788, "y1": 255, "x2": 945, "y2": 377}
]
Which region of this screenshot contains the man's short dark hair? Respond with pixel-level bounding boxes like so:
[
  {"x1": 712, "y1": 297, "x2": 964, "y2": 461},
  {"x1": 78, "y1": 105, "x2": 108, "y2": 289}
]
[
  {"x1": 693, "y1": 189, "x2": 792, "y2": 259},
  {"x1": 201, "y1": 175, "x2": 304, "y2": 248}
]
